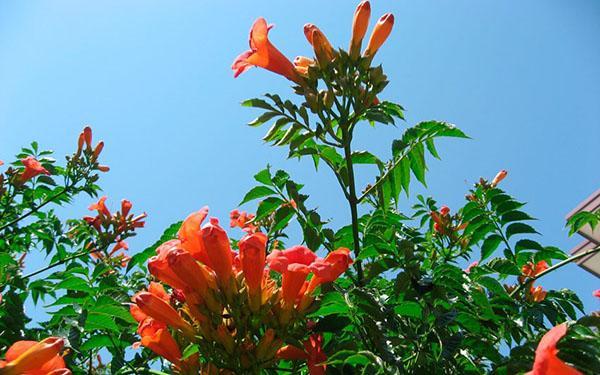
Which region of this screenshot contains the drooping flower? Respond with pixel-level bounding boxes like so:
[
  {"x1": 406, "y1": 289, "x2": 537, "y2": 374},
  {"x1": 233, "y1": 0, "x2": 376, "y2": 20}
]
[
  {"x1": 138, "y1": 319, "x2": 182, "y2": 367},
  {"x1": 134, "y1": 292, "x2": 195, "y2": 338},
  {"x1": 528, "y1": 285, "x2": 548, "y2": 303},
  {"x1": 526, "y1": 323, "x2": 582, "y2": 375},
  {"x1": 0, "y1": 337, "x2": 70, "y2": 375},
  {"x1": 230, "y1": 209, "x2": 258, "y2": 233},
  {"x1": 277, "y1": 334, "x2": 327, "y2": 375},
  {"x1": 232, "y1": 18, "x2": 301, "y2": 83},
  {"x1": 520, "y1": 261, "x2": 549, "y2": 283},
  {"x1": 148, "y1": 240, "x2": 190, "y2": 290},
  {"x1": 307, "y1": 248, "x2": 353, "y2": 293},
  {"x1": 363, "y1": 13, "x2": 394, "y2": 58},
  {"x1": 18, "y1": 156, "x2": 50, "y2": 183},
  {"x1": 349, "y1": 1, "x2": 371, "y2": 57},
  {"x1": 88, "y1": 196, "x2": 111, "y2": 218}
]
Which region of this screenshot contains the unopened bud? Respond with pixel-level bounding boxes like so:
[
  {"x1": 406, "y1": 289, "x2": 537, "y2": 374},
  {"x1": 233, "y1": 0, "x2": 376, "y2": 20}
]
[{"x1": 364, "y1": 13, "x2": 394, "y2": 58}]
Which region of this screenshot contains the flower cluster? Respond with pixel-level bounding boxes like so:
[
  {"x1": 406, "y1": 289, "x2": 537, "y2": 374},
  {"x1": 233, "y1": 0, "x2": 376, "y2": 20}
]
[
  {"x1": 83, "y1": 196, "x2": 146, "y2": 266},
  {"x1": 0, "y1": 337, "x2": 70, "y2": 375},
  {"x1": 520, "y1": 260, "x2": 549, "y2": 303},
  {"x1": 431, "y1": 205, "x2": 467, "y2": 239},
  {"x1": 130, "y1": 207, "x2": 352, "y2": 373}
]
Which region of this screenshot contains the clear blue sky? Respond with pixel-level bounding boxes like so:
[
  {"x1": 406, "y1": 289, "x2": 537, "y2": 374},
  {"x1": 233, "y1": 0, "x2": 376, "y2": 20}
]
[{"x1": 1, "y1": 0, "x2": 598, "y2": 324}]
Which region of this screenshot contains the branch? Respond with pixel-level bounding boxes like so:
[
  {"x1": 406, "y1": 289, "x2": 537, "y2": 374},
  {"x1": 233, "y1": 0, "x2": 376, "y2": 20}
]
[
  {"x1": 0, "y1": 186, "x2": 71, "y2": 232},
  {"x1": 23, "y1": 246, "x2": 104, "y2": 279},
  {"x1": 509, "y1": 245, "x2": 600, "y2": 298}
]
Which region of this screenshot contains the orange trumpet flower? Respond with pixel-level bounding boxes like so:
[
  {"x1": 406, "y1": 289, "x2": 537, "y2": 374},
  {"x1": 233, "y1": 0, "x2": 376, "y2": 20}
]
[
  {"x1": 134, "y1": 292, "x2": 194, "y2": 338},
  {"x1": 239, "y1": 232, "x2": 267, "y2": 296},
  {"x1": 139, "y1": 320, "x2": 182, "y2": 367},
  {"x1": 0, "y1": 337, "x2": 70, "y2": 375},
  {"x1": 178, "y1": 207, "x2": 211, "y2": 266},
  {"x1": 148, "y1": 240, "x2": 189, "y2": 290},
  {"x1": 307, "y1": 248, "x2": 353, "y2": 293},
  {"x1": 232, "y1": 18, "x2": 301, "y2": 83},
  {"x1": 526, "y1": 323, "x2": 581, "y2": 375},
  {"x1": 363, "y1": 13, "x2": 394, "y2": 58},
  {"x1": 201, "y1": 218, "x2": 233, "y2": 285},
  {"x1": 18, "y1": 156, "x2": 51, "y2": 183}
]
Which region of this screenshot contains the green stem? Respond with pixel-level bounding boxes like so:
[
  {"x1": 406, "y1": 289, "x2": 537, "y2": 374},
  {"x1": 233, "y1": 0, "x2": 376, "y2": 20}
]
[
  {"x1": 0, "y1": 184, "x2": 72, "y2": 232},
  {"x1": 509, "y1": 245, "x2": 600, "y2": 298},
  {"x1": 342, "y1": 128, "x2": 364, "y2": 284}
]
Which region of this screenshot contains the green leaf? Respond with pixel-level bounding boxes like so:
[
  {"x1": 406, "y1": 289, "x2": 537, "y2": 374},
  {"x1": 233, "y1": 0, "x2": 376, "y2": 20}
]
[
  {"x1": 351, "y1": 150, "x2": 381, "y2": 166},
  {"x1": 182, "y1": 343, "x2": 200, "y2": 360},
  {"x1": 54, "y1": 276, "x2": 92, "y2": 293},
  {"x1": 84, "y1": 312, "x2": 120, "y2": 332},
  {"x1": 394, "y1": 301, "x2": 422, "y2": 318},
  {"x1": 248, "y1": 112, "x2": 278, "y2": 127},
  {"x1": 239, "y1": 186, "x2": 277, "y2": 206},
  {"x1": 241, "y1": 98, "x2": 272, "y2": 110},
  {"x1": 80, "y1": 334, "x2": 114, "y2": 352},
  {"x1": 481, "y1": 234, "x2": 503, "y2": 261},
  {"x1": 506, "y1": 223, "x2": 538, "y2": 238},
  {"x1": 254, "y1": 167, "x2": 273, "y2": 186},
  {"x1": 255, "y1": 197, "x2": 284, "y2": 221}
]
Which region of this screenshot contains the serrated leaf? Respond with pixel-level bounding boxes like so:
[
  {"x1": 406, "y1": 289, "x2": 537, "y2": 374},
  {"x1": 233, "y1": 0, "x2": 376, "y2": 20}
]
[
  {"x1": 239, "y1": 186, "x2": 277, "y2": 206},
  {"x1": 481, "y1": 234, "x2": 503, "y2": 261},
  {"x1": 506, "y1": 223, "x2": 538, "y2": 238}
]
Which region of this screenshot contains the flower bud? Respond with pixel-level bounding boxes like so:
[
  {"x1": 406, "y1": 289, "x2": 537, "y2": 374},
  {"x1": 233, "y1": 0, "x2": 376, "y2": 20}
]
[
  {"x1": 491, "y1": 169, "x2": 508, "y2": 187},
  {"x1": 363, "y1": 13, "x2": 394, "y2": 58},
  {"x1": 304, "y1": 24, "x2": 334, "y2": 65},
  {"x1": 92, "y1": 141, "x2": 104, "y2": 161},
  {"x1": 83, "y1": 126, "x2": 93, "y2": 150},
  {"x1": 350, "y1": 1, "x2": 371, "y2": 58}
]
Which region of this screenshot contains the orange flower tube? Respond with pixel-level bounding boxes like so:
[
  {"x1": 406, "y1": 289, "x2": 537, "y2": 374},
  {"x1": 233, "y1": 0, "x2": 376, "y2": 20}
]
[
  {"x1": 349, "y1": 1, "x2": 371, "y2": 57},
  {"x1": 526, "y1": 323, "x2": 581, "y2": 375},
  {"x1": 134, "y1": 292, "x2": 194, "y2": 338},
  {"x1": 363, "y1": 13, "x2": 394, "y2": 58},
  {"x1": 307, "y1": 247, "x2": 353, "y2": 293},
  {"x1": 293, "y1": 56, "x2": 316, "y2": 75},
  {"x1": 178, "y1": 207, "x2": 211, "y2": 266},
  {"x1": 0, "y1": 337, "x2": 69, "y2": 375},
  {"x1": 140, "y1": 326, "x2": 182, "y2": 367},
  {"x1": 201, "y1": 218, "x2": 233, "y2": 285},
  {"x1": 232, "y1": 18, "x2": 301, "y2": 83},
  {"x1": 167, "y1": 248, "x2": 213, "y2": 297},
  {"x1": 281, "y1": 263, "x2": 311, "y2": 309},
  {"x1": 148, "y1": 240, "x2": 189, "y2": 290},
  {"x1": 239, "y1": 232, "x2": 267, "y2": 296}
]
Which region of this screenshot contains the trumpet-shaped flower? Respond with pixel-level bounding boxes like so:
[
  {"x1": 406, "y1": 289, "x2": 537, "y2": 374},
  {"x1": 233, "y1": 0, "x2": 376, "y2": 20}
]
[
  {"x1": 178, "y1": 207, "x2": 211, "y2": 266},
  {"x1": 232, "y1": 18, "x2": 301, "y2": 83},
  {"x1": 526, "y1": 323, "x2": 581, "y2": 375},
  {"x1": 239, "y1": 232, "x2": 268, "y2": 307},
  {"x1": 19, "y1": 156, "x2": 50, "y2": 183},
  {"x1": 0, "y1": 337, "x2": 70, "y2": 375},
  {"x1": 201, "y1": 218, "x2": 233, "y2": 284}
]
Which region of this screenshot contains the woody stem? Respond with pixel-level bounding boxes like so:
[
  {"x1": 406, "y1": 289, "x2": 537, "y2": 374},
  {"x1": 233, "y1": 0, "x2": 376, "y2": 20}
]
[{"x1": 509, "y1": 245, "x2": 600, "y2": 298}]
